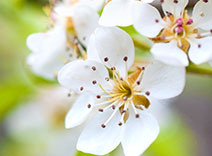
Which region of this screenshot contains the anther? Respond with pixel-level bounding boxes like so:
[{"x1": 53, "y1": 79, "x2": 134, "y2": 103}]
[
  {"x1": 186, "y1": 19, "x2": 193, "y2": 25},
  {"x1": 135, "y1": 114, "x2": 140, "y2": 118},
  {"x1": 174, "y1": 0, "x2": 178, "y2": 3},
  {"x1": 175, "y1": 26, "x2": 184, "y2": 34},
  {"x1": 210, "y1": 29, "x2": 212, "y2": 34},
  {"x1": 123, "y1": 96, "x2": 128, "y2": 101},
  {"x1": 112, "y1": 105, "x2": 116, "y2": 110},
  {"x1": 105, "y1": 77, "x2": 110, "y2": 81},
  {"x1": 92, "y1": 66, "x2": 96, "y2": 71},
  {"x1": 198, "y1": 44, "x2": 201, "y2": 48},
  {"x1": 137, "y1": 81, "x2": 140, "y2": 85},
  {"x1": 97, "y1": 95, "x2": 101, "y2": 99},
  {"x1": 160, "y1": 0, "x2": 164, "y2": 3},
  {"x1": 155, "y1": 19, "x2": 159, "y2": 23},
  {"x1": 92, "y1": 80, "x2": 97, "y2": 85},
  {"x1": 118, "y1": 122, "x2": 123, "y2": 126},
  {"x1": 80, "y1": 86, "x2": 84, "y2": 91},
  {"x1": 67, "y1": 93, "x2": 71, "y2": 97},
  {"x1": 123, "y1": 56, "x2": 128, "y2": 62},
  {"x1": 145, "y1": 91, "x2": 150, "y2": 96},
  {"x1": 142, "y1": 67, "x2": 145, "y2": 70},
  {"x1": 122, "y1": 110, "x2": 126, "y2": 114},
  {"x1": 98, "y1": 108, "x2": 104, "y2": 112},
  {"x1": 176, "y1": 18, "x2": 183, "y2": 26},
  {"x1": 111, "y1": 67, "x2": 116, "y2": 70},
  {"x1": 203, "y1": 0, "x2": 208, "y2": 3},
  {"x1": 101, "y1": 124, "x2": 106, "y2": 128},
  {"x1": 87, "y1": 104, "x2": 91, "y2": 108},
  {"x1": 104, "y1": 57, "x2": 109, "y2": 62}
]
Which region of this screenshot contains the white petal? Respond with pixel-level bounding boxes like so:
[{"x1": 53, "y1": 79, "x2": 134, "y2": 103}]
[
  {"x1": 189, "y1": 37, "x2": 212, "y2": 64},
  {"x1": 26, "y1": 27, "x2": 72, "y2": 79},
  {"x1": 99, "y1": 0, "x2": 134, "y2": 26},
  {"x1": 132, "y1": 2, "x2": 165, "y2": 38},
  {"x1": 192, "y1": 0, "x2": 212, "y2": 30},
  {"x1": 65, "y1": 93, "x2": 94, "y2": 128},
  {"x1": 73, "y1": 4, "x2": 99, "y2": 46},
  {"x1": 141, "y1": 61, "x2": 185, "y2": 99},
  {"x1": 121, "y1": 109, "x2": 159, "y2": 156},
  {"x1": 78, "y1": 0, "x2": 105, "y2": 11},
  {"x1": 77, "y1": 109, "x2": 123, "y2": 155},
  {"x1": 87, "y1": 33, "x2": 101, "y2": 62},
  {"x1": 151, "y1": 41, "x2": 189, "y2": 66},
  {"x1": 58, "y1": 60, "x2": 109, "y2": 94},
  {"x1": 142, "y1": 0, "x2": 155, "y2": 3},
  {"x1": 89, "y1": 26, "x2": 135, "y2": 77},
  {"x1": 54, "y1": 4, "x2": 74, "y2": 17},
  {"x1": 26, "y1": 26, "x2": 66, "y2": 53},
  {"x1": 162, "y1": 0, "x2": 188, "y2": 17}
]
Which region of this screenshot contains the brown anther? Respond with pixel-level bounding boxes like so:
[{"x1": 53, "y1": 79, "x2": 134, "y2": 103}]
[
  {"x1": 101, "y1": 124, "x2": 106, "y2": 128},
  {"x1": 203, "y1": 0, "x2": 208, "y2": 3},
  {"x1": 97, "y1": 95, "x2": 101, "y2": 99},
  {"x1": 92, "y1": 66, "x2": 96, "y2": 71},
  {"x1": 123, "y1": 56, "x2": 128, "y2": 62},
  {"x1": 155, "y1": 19, "x2": 159, "y2": 23},
  {"x1": 67, "y1": 93, "x2": 71, "y2": 97},
  {"x1": 145, "y1": 91, "x2": 150, "y2": 96},
  {"x1": 98, "y1": 108, "x2": 104, "y2": 112},
  {"x1": 87, "y1": 104, "x2": 91, "y2": 108},
  {"x1": 80, "y1": 86, "x2": 84, "y2": 91},
  {"x1": 112, "y1": 105, "x2": 116, "y2": 110},
  {"x1": 105, "y1": 77, "x2": 110, "y2": 81},
  {"x1": 136, "y1": 81, "x2": 140, "y2": 85},
  {"x1": 198, "y1": 44, "x2": 201, "y2": 48},
  {"x1": 111, "y1": 67, "x2": 116, "y2": 70},
  {"x1": 142, "y1": 66, "x2": 145, "y2": 70},
  {"x1": 118, "y1": 122, "x2": 123, "y2": 126},
  {"x1": 174, "y1": 0, "x2": 178, "y2": 3},
  {"x1": 92, "y1": 80, "x2": 97, "y2": 85},
  {"x1": 122, "y1": 110, "x2": 126, "y2": 114},
  {"x1": 136, "y1": 114, "x2": 140, "y2": 118},
  {"x1": 104, "y1": 57, "x2": 109, "y2": 62}
]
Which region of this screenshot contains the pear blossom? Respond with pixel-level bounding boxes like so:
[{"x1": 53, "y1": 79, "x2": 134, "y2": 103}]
[
  {"x1": 133, "y1": 0, "x2": 212, "y2": 67},
  {"x1": 99, "y1": 0, "x2": 155, "y2": 27},
  {"x1": 27, "y1": 0, "x2": 100, "y2": 79},
  {"x1": 58, "y1": 27, "x2": 185, "y2": 156}
]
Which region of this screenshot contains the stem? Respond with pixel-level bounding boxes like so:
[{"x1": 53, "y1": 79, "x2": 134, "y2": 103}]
[{"x1": 186, "y1": 64, "x2": 212, "y2": 77}]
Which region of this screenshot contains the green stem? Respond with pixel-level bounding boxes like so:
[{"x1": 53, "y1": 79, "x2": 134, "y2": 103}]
[{"x1": 186, "y1": 64, "x2": 212, "y2": 77}]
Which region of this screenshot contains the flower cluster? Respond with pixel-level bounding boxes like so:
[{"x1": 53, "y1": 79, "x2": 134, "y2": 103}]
[{"x1": 26, "y1": 0, "x2": 212, "y2": 156}]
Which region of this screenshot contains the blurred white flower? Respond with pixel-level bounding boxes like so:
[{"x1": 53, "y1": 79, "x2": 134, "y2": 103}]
[
  {"x1": 27, "y1": 0, "x2": 100, "y2": 79},
  {"x1": 4, "y1": 87, "x2": 83, "y2": 156},
  {"x1": 133, "y1": 0, "x2": 212, "y2": 67},
  {"x1": 58, "y1": 27, "x2": 185, "y2": 156},
  {"x1": 99, "y1": 0, "x2": 154, "y2": 27}
]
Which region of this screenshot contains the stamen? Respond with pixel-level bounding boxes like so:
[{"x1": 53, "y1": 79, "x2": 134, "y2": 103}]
[
  {"x1": 130, "y1": 101, "x2": 139, "y2": 118},
  {"x1": 102, "y1": 106, "x2": 119, "y2": 127},
  {"x1": 87, "y1": 104, "x2": 91, "y2": 108},
  {"x1": 186, "y1": 19, "x2": 193, "y2": 25}
]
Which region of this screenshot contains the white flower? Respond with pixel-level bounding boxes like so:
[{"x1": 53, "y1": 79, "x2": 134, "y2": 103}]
[
  {"x1": 27, "y1": 1, "x2": 99, "y2": 79},
  {"x1": 133, "y1": 0, "x2": 212, "y2": 67},
  {"x1": 58, "y1": 27, "x2": 185, "y2": 156},
  {"x1": 99, "y1": 0, "x2": 154, "y2": 27}
]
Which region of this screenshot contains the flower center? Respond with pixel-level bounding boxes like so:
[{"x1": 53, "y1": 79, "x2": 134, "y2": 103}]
[
  {"x1": 152, "y1": 11, "x2": 198, "y2": 53},
  {"x1": 93, "y1": 60, "x2": 150, "y2": 128}
]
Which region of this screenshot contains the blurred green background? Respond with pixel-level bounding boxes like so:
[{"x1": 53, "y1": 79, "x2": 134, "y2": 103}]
[{"x1": 0, "y1": 0, "x2": 211, "y2": 156}]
